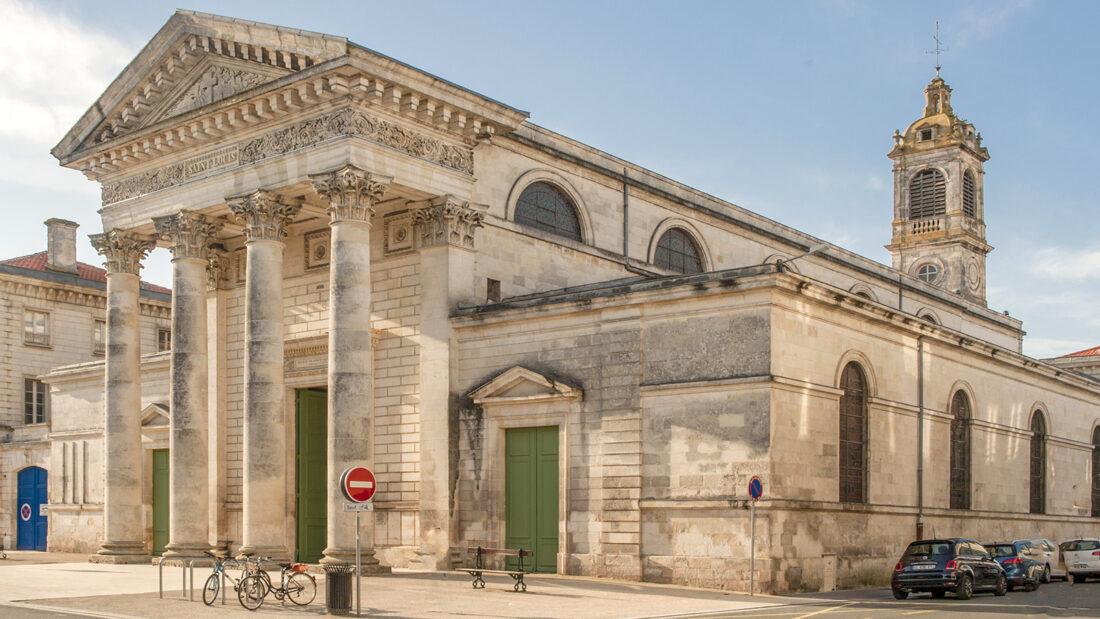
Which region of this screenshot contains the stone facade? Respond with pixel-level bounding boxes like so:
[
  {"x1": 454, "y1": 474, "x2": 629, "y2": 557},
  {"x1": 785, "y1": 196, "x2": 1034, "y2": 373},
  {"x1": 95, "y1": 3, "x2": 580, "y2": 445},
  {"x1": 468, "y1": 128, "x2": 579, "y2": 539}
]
[{"x1": 35, "y1": 9, "x2": 1100, "y2": 592}]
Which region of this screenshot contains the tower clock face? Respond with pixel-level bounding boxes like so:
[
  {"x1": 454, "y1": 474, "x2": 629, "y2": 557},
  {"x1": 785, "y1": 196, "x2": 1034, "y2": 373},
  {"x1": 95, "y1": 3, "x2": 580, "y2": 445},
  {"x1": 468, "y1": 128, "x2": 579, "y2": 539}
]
[{"x1": 965, "y1": 260, "x2": 982, "y2": 291}]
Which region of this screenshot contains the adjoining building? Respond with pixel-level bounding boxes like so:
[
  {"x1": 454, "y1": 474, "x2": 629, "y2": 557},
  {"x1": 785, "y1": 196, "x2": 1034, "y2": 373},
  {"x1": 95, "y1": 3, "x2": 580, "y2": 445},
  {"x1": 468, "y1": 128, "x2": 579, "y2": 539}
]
[
  {"x1": 39, "y1": 10, "x2": 1100, "y2": 591},
  {"x1": 0, "y1": 220, "x2": 170, "y2": 553},
  {"x1": 1047, "y1": 346, "x2": 1100, "y2": 382}
]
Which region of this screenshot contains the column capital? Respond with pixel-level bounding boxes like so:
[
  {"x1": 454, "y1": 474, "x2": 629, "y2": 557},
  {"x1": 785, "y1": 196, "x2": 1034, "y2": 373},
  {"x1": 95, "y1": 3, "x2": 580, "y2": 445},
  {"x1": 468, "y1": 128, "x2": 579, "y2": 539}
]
[
  {"x1": 413, "y1": 195, "x2": 487, "y2": 250},
  {"x1": 89, "y1": 229, "x2": 155, "y2": 276},
  {"x1": 153, "y1": 211, "x2": 223, "y2": 261},
  {"x1": 227, "y1": 190, "x2": 302, "y2": 242},
  {"x1": 308, "y1": 164, "x2": 392, "y2": 224}
]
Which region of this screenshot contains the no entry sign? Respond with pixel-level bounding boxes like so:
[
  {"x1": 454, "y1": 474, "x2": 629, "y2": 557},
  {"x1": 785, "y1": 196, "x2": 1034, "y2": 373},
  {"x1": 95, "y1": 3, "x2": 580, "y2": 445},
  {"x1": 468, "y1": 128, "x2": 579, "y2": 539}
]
[{"x1": 340, "y1": 466, "x2": 377, "y2": 503}]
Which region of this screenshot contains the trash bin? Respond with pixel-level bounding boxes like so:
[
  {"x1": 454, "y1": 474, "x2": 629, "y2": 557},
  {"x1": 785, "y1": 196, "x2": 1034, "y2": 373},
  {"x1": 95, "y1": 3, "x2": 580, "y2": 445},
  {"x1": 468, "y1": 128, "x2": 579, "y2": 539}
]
[{"x1": 324, "y1": 564, "x2": 355, "y2": 615}]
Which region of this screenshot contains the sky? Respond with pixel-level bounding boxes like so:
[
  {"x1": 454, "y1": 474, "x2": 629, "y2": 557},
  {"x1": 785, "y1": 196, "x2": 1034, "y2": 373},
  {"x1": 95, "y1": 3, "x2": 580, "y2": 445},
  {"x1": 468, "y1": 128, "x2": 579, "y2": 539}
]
[{"x1": 1, "y1": 0, "x2": 1096, "y2": 358}]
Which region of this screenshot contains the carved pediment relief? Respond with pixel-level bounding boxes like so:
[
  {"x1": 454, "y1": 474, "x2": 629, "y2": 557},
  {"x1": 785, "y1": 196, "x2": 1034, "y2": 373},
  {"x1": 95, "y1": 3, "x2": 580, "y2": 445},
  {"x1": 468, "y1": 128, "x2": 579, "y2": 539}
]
[
  {"x1": 147, "y1": 59, "x2": 284, "y2": 125},
  {"x1": 467, "y1": 366, "x2": 582, "y2": 404}
]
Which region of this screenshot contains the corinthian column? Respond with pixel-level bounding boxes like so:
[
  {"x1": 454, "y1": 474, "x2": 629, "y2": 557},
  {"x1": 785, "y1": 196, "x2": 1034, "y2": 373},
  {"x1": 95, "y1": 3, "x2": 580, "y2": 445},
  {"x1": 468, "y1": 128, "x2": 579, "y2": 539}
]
[
  {"x1": 153, "y1": 211, "x2": 221, "y2": 559},
  {"x1": 308, "y1": 164, "x2": 391, "y2": 569},
  {"x1": 414, "y1": 195, "x2": 485, "y2": 569},
  {"x1": 89, "y1": 229, "x2": 155, "y2": 563},
  {"x1": 228, "y1": 190, "x2": 301, "y2": 560}
]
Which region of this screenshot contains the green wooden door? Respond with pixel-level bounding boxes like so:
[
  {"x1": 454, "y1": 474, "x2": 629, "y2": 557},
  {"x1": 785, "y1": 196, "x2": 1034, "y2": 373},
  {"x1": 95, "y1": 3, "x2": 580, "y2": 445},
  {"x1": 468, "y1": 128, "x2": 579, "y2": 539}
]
[
  {"x1": 505, "y1": 426, "x2": 559, "y2": 573},
  {"x1": 296, "y1": 390, "x2": 328, "y2": 563},
  {"x1": 152, "y1": 449, "x2": 169, "y2": 556}
]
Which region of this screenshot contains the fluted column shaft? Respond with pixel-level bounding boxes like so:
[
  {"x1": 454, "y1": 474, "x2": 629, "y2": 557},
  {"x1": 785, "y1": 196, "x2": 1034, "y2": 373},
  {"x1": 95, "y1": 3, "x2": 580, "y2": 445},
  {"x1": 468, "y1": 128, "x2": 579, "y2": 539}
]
[
  {"x1": 309, "y1": 165, "x2": 391, "y2": 568},
  {"x1": 229, "y1": 191, "x2": 301, "y2": 559},
  {"x1": 154, "y1": 211, "x2": 220, "y2": 559},
  {"x1": 89, "y1": 229, "x2": 154, "y2": 563}
]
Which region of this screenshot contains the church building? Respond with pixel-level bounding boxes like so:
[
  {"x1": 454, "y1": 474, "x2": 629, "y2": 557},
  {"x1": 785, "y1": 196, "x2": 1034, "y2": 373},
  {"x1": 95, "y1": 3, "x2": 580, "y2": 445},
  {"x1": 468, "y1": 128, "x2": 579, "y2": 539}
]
[{"x1": 37, "y1": 11, "x2": 1100, "y2": 592}]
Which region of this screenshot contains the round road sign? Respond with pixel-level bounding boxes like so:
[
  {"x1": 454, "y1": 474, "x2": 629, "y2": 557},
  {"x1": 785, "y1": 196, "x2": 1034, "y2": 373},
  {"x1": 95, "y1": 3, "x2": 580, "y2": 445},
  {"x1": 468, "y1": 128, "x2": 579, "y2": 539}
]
[
  {"x1": 19, "y1": 503, "x2": 31, "y2": 521},
  {"x1": 340, "y1": 466, "x2": 377, "y2": 503},
  {"x1": 748, "y1": 476, "x2": 764, "y2": 501}
]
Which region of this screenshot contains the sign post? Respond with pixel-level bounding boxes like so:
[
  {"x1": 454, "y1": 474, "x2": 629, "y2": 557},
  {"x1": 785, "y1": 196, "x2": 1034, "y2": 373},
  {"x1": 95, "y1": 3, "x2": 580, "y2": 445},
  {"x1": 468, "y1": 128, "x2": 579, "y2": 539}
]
[
  {"x1": 340, "y1": 466, "x2": 377, "y2": 617},
  {"x1": 748, "y1": 476, "x2": 763, "y2": 596}
]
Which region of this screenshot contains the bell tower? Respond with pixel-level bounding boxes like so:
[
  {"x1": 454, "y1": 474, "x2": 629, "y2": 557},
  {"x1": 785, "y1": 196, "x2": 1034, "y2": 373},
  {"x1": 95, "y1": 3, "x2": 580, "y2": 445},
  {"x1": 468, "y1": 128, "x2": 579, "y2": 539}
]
[{"x1": 886, "y1": 74, "x2": 991, "y2": 305}]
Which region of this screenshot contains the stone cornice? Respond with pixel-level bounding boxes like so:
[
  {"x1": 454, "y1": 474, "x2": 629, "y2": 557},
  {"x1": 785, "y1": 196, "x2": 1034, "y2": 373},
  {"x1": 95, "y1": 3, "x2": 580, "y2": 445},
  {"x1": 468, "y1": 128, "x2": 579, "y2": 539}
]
[
  {"x1": 308, "y1": 164, "x2": 391, "y2": 224},
  {"x1": 98, "y1": 107, "x2": 475, "y2": 205},
  {"x1": 413, "y1": 195, "x2": 486, "y2": 250},
  {"x1": 89, "y1": 229, "x2": 157, "y2": 276},
  {"x1": 227, "y1": 190, "x2": 302, "y2": 242},
  {"x1": 0, "y1": 277, "x2": 170, "y2": 318},
  {"x1": 153, "y1": 210, "x2": 223, "y2": 260}
]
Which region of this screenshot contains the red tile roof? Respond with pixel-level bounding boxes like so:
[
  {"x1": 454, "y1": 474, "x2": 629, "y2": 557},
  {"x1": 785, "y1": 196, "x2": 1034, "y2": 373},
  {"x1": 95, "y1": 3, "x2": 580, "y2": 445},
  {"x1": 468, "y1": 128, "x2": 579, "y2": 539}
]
[
  {"x1": 1062, "y1": 345, "x2": 1100, "y2": 358},
  {"x1": 0, "y1": 251, "x2": 171, "y2": 296}
]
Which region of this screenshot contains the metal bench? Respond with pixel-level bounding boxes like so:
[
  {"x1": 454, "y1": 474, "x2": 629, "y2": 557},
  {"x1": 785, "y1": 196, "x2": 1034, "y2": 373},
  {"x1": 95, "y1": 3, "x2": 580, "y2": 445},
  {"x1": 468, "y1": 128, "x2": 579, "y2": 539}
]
[{"x1": 464, "y1": 546, "x2": 530, "y2": 592}]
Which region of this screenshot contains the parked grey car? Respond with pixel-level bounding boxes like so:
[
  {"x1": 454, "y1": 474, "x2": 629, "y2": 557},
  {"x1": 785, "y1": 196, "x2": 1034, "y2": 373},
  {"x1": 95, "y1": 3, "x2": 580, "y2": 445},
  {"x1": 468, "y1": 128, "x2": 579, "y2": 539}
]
[{"x1": 1026, "y1": 538, "x2": 1066, "y2": 582}]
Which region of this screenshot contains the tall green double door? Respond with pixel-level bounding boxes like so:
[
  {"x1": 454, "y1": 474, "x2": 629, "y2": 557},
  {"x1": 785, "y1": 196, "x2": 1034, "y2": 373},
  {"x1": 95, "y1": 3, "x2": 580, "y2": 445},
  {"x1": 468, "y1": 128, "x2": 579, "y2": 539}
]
[{"x1": 505, "y1": 426, "x2": 560, "y2": 573}]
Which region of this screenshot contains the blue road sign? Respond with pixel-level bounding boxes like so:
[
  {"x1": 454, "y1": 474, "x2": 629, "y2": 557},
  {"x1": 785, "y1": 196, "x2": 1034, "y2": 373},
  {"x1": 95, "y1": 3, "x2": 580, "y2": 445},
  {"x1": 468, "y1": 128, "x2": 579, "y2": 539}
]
[{"x1": 748, "y1": 476, "x2": 763, "y2": 501}]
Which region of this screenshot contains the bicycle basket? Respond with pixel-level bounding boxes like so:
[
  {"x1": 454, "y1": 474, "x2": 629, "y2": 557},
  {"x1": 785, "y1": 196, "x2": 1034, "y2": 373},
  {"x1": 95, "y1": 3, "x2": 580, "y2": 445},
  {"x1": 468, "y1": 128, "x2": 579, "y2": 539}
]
[{"x1": 291, "y1": 563, "x2": 310, "y2": 573}]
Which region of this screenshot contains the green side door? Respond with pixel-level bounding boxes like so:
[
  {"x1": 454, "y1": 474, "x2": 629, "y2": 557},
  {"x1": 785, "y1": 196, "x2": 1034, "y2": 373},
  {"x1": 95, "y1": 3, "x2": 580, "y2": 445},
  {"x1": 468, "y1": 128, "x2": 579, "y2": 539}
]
[
  {"x1": 505, "y1": 426, "x2": 559, "y2": 573},
  {"x1": 296, "y1": 389, "x2": 328, "y2": 563},
  {"x1": 151, "y1": 449, "x2": 169, "y2": 556}
]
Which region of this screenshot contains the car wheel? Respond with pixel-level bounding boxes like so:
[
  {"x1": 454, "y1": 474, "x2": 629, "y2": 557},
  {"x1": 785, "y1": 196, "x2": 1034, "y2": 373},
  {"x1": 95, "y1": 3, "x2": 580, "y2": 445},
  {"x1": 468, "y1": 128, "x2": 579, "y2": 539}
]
[
  {"x1": 1024, "y1": 578, "x2": 1037, "y2": 592},
  {"x1": 1042, "y1": 564, "x2": 1051, "y2": 584},
  {"x1": 994, "y1": 574, "x2": 1007, "y2": 597},
  {"x1": 892, "y1": 588, "x2": 909, "y2": 600},
  {"x1": 956, "y1": 574, "x2": 973, "y2": 601}
]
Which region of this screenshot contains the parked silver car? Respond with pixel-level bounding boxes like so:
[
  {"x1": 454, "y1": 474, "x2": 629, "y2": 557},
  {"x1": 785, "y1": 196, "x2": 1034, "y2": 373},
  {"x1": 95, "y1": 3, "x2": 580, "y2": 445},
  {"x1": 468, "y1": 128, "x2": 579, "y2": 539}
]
[{"x1": 1026, "y1": 538, "x2": 1066, "y2": 582}]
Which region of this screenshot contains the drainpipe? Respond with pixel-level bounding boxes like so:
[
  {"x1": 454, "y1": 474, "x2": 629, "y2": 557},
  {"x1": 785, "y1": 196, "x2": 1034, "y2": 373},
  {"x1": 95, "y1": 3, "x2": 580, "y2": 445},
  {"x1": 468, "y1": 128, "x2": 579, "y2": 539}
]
[
  {"x1": 916, "y1": 335, "x2": 926, "y2": 540},
  {"x1": 622, "y1": 167, "x2": 656, "y2": 277}
]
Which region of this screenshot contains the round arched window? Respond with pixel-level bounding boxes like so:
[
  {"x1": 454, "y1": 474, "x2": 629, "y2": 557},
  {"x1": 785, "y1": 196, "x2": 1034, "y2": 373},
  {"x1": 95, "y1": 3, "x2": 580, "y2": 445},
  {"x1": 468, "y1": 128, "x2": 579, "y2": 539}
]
[
  {"x1": 909, "y1": 169, "x2": 946, "y2": 220},
  {"x1": 916, "y1": 263, "x2": 940, "y2": 284},
  {"x1": 514, "y1": 182, "x2": 582, "y2": 242},
  {"x1": 654, "y1": 228, "x2": 704, "y2": 274}
]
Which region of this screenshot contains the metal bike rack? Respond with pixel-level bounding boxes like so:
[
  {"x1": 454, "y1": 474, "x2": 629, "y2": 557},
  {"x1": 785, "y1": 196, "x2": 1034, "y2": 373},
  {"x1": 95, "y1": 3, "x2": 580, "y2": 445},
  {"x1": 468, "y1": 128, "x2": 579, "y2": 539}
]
[{"x1": 156, "y1": 558, "x2": 202, "y2": 601}]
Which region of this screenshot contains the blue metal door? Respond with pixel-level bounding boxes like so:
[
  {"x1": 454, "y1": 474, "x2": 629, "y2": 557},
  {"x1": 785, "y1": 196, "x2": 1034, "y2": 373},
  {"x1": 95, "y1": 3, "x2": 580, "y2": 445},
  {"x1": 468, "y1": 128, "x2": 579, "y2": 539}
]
[{"x1": 16, "y1": 466, "x2": 47, "y2": 551}]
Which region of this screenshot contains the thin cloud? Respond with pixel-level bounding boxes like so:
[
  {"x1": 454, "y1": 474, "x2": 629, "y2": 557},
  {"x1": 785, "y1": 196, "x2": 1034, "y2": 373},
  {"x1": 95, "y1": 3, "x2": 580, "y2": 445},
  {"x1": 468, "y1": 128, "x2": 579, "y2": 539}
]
[
  {"x1": 952, "y1": 0, "x2": 1035, "y2": 46},
  {"x1": 1028, "y1": 246, "x2": 1100, "y2": 280}
]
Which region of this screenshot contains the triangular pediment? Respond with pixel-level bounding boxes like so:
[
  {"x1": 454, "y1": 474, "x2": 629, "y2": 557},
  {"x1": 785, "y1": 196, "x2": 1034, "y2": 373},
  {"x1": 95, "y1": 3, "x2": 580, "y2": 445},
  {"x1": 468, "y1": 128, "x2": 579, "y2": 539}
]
[
  {"x1": 141, "y1": 402, "x2": 170, "y2": 427},
  {"x1": 142, "y1": 57, "x2": 289, "y2": 128},
  {"x1": 468, "y1": 366, "x2": 582, "y2": 404}
]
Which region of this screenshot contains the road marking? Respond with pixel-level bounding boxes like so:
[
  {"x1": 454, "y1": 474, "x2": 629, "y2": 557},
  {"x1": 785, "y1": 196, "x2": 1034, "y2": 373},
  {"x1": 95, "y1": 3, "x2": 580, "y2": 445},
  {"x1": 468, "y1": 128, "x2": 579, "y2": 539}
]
[
  {"x1": 901, "y1": 611, "x2": 933, "y2": 616},
  {"x1": 793, "y1": 602, "x2": 856, "y2": 618}
]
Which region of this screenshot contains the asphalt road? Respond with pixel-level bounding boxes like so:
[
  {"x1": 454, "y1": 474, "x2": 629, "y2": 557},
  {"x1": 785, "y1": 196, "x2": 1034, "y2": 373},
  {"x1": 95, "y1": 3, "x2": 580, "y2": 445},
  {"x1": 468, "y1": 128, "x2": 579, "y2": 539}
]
[{"x1": 703, "y1": 580, "x2": 1100, "y2": 618}]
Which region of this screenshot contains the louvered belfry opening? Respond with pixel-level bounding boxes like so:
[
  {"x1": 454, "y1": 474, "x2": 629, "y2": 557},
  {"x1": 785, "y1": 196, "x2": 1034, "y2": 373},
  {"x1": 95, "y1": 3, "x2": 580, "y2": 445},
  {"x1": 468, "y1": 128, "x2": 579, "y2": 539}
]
[
  {"x1": 962, "y1": 170, "x2": 977, "y2": 218},
  {"x1": 908, "y1": 169, "x2": 947, "y2": 220},
  {"x1": 949, "y1": 391, "x2": 972, "y2": 510},
  {"x1": 839, "y1": 362, "x2": 868, "y2": 504},
  {"x1": 1092, "y1": 427, "x2": 1100, "y2": 517},
  {"x1": 1030, "y1": 412, "x2": 1047, "y2": 514},
  {"x1": 654, "y1": 227, "x2": 704, "y2": 274}
]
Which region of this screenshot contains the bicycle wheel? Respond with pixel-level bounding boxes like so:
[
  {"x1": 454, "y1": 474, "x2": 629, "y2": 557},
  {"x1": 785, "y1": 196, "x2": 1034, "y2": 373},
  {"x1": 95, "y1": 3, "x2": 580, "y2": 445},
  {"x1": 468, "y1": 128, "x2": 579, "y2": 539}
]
[
  {"x1": 202, "y1": 573, "x2": 220, "y2": 606},
  {"x1": 237, "y1": 574, "x2": 267, "y2": 610},
  {"x1": 286, "y1": 572, "x2": 317, "y2": 606}
]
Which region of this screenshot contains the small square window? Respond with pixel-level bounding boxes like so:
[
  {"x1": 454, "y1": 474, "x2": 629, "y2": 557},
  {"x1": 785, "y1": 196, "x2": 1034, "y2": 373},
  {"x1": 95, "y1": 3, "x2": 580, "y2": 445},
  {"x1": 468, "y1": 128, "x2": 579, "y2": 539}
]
[
  {"x1": 93, "y1": 319, "x2": 106, "y2": 356},
  {"x1": 24, "y1": 378, "x2": 47, "y2": 424},
  {"x1": 487, "y1": 278, "x2": 502, "y2": 303},
  {"x1": 157, "y1": 328, "x2": 172, "y2": 352},
  {"x1": 23, "y1": 309, "x2": 49, "y2": 347},
  {"x1": 920, "y1": 129, "x2": 933, "y2": 141}
]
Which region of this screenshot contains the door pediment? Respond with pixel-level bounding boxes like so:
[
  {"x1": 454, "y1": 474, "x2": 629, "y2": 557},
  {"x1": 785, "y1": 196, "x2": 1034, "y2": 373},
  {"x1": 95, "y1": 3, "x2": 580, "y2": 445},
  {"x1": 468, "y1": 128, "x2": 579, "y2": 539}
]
[
  {"x1": 468, "y1": 366, "x2": 582, "y2": 405},
  {"x1": 141, "y1": 402, "x2": 170, "y2": 427}
]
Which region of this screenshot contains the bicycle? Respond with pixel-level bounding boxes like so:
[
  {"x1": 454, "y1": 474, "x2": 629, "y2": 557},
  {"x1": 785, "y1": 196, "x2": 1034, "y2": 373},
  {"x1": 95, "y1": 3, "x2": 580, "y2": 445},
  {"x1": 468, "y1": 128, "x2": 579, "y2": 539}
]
[
  {"x1": 237, "y1": 556, "x2": 316, "y2": 610},
  {"x1": 201, "y1": 551, "x2": 248, "y2": 606}
]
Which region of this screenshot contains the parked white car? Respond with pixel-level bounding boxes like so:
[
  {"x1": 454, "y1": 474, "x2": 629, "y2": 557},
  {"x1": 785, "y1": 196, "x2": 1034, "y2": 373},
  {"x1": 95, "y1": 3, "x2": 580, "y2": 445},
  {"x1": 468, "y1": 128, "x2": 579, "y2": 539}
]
[
  {"x1": 1026, "y1": 538, "x2": 1067, "y2": 582},
  {"x1": 1059, "y1": 538, "x2": 1100, "y2": 584}
]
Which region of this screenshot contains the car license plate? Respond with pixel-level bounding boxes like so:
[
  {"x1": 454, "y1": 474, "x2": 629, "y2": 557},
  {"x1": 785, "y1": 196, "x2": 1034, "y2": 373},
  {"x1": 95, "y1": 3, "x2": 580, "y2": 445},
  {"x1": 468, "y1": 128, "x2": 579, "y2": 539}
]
[
  {"x1": 913, "y1": 564, "x2": 936, "y2": 570},
  {"x1": 1075, "y1": 563, "x2": 1088, "y2": 568}
]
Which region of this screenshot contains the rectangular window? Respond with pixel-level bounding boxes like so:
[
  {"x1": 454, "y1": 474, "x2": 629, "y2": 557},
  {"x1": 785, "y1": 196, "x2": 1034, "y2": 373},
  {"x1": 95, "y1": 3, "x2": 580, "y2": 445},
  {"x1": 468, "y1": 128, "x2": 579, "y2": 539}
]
[
  {"x1": 23, "y1": 309, "x2": 49, "y2": 347},
  {"x1": 487, "y1": 278, "x2": 502, "y2": 303},
  {"x1": 24, "y1": 378, "x2": 47, "y2": 424},
  {"x1": 93, "y1": 319, "x2": 106, "y2": 356},
  {"x1": 157, "y1": 328, "x2": 171, "y2": 352}
]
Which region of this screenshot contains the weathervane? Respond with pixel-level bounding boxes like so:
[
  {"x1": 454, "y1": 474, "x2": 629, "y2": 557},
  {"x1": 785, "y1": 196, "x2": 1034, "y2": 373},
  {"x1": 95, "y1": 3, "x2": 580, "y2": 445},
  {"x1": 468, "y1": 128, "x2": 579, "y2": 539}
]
[{"x1": 927, "y1": 21, "x2": 948, "y2": 77}]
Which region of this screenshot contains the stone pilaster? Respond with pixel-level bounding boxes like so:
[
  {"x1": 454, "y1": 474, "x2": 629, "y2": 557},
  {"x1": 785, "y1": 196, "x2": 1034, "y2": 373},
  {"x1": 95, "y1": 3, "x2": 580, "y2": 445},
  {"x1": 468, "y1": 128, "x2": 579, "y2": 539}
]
[
  {"x1": 89, "y1": 229, "x2": 155, "y2": 563},
  {"x1": 228, "y1": 190, "x2": 301, "y2": 560},
  {"x1": 153, "y1": 211, "x2": 221, "y2": 559},
  {"x1": 414, "y1": 195, "x2": 485, "y2": 569},
  {"x1": 308, "y1": 164, "x2": 392, "y2": 569}
]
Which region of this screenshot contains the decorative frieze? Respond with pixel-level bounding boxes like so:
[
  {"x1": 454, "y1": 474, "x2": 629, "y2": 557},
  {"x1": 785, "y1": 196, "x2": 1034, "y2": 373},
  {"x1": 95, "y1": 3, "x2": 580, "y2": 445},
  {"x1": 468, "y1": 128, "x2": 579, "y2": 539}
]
[
  {"x1": 241, "y1": 109, "x2": 474, "y2": 175},
  {"x1": 226, "y1": 190, "x2": 302, "y2": 242},
  {"x1": 413, "y1": 196, "x2": 486, "y2": 250},
  {"x1": 308, "y1": 164, "x2": 391, "y2": 224},
  {"x1": 153, "y1": 211, "x2": 223, "y2": 260},
  {"x1": 101, "y1": 146, "x2": 239, "y2": 205},
  {"x1": 89, "y1": 229, "x2": 156, "y2": 276}
]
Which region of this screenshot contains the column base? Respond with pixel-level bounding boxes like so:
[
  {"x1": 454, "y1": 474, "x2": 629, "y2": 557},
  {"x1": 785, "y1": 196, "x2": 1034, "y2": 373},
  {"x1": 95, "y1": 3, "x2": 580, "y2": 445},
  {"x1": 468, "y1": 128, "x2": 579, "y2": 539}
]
[
  {"x1": 321, "y1": 547, "x2": 391, "y2": 574},
  {"x1": 90, "y1": 541, "x2": 150, "y2": 564},
  {"x1": 236, "y1": 545, "x2": 290, "y2": 562},
  {"x1": 162, "y1": 542, "x2": 213, "y2": 560}
]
